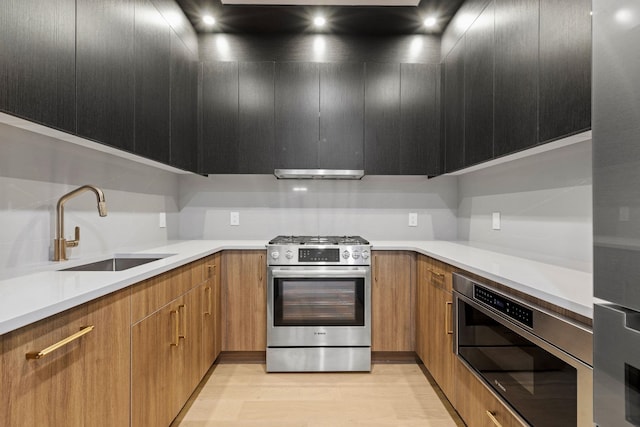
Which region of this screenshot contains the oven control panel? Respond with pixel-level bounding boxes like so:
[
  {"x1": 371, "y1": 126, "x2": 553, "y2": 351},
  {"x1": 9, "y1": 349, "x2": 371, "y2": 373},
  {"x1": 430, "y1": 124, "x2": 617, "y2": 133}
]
[
  {"x1": 267, "y1": 245, "x2": 371, "y2": 266},
  {"x1": 299, "y1": 248, "x2": 340, "y2": 263},
  {"x1": 474, "y1": 284, "x2": 533, "y2": 328}
]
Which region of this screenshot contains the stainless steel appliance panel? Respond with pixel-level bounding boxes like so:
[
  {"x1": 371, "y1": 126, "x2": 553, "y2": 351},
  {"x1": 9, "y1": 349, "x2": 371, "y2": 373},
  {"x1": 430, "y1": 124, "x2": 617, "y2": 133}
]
[
  {"x1": 267, "y1": 347, "x2": 371, "y2": 372},
  {"x1": 594, "y1": 303, "x2": 640, "y2": 426}
]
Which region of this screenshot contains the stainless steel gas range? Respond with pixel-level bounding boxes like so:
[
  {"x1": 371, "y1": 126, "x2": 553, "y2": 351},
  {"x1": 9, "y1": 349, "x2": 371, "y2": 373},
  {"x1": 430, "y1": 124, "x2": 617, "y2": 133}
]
[{"x1": 266, "y1": 235, "x2": 372, "y2": 372}]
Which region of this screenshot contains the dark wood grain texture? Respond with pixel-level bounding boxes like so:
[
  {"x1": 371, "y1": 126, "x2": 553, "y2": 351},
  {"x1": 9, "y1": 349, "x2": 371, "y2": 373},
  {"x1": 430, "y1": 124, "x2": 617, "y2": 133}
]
[
  {"x1": 539, "y1": 0, "x2": 592, "y2": 142},
  {"x1": 464, "y1": 2, "x2": 494, "y2": 167},
  {"x1": 274, "y1": 62, "x2": 319, "y2": 169},
  {"x1": 441, "y1": 0, "x2": 492, "y2": 59},
  {"x1": 364, "y1": 62, "x2": 401, "y2": 174},
  {"x1": 170, "y1": 31, "x2": 198, "y2": 172},
  {"x1": 493, "y1": 0, "x2": 539, "y2": 157},
  {"x1": 319, "y1": 62, "x2": 365, "y2": 170},
  {"x1": 238, "y1": 62, "x2": 276, "y2": 173},
  {"x1": 444, "y1": 38, "x2": 465, "y2": 173},
  {"x1": 134, "y1": 0, "x2": 171, "y2": 163},
  {"x1": 0, "y1": 0, "x2": 76, "y2": 132},
  {"x1": 400, "y1": 63, "x2": 441, "y2": 175},
  {"x1": 76, "y1": 0, "x2": 135, "y2": 151},
  {"x1": 201, "y1": 62, "x2": 239, "y2": 173},
  {"x1": 150, "y1": 0, "x2": 198, "y2": 56}
]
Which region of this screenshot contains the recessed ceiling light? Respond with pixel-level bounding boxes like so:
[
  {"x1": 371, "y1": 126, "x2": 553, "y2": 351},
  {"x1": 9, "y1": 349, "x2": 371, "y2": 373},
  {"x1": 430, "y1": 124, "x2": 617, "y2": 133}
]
[
  {"x1": 313, "y1": 16, "x2": 326, "y2": 28},
  {"x1": 423, "y1": 16, "x2": 437, "y2": 28},
  {"x1": 203, "y1": 15, "x2": 216, "y2": 26}
]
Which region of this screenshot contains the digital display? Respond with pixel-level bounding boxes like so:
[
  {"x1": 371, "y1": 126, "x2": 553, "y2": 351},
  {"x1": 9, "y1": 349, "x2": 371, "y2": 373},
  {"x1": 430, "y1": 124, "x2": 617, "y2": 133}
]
[
  {"x1": 474, "y1": 284, "x2": 533, "y2": 328},
  {"x1": 298, "y1": 248, "x2": 340, "y2": 262}
]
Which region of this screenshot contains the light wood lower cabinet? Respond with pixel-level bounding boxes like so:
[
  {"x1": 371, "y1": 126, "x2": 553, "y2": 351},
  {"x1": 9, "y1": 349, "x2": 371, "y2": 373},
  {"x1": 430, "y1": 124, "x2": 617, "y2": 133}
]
[
  {"x1": 1, "y1": 289, "x2": 130, "y2": 427},
  {"x1": 222, "y1": 250, "x2": 266, "y2": 351},
  {"x1": 201, "y1": 253, "x2": 222, "y2": 376},
  {"x1": 372, "y1": 251, "x2": 415, "y2": 351}
]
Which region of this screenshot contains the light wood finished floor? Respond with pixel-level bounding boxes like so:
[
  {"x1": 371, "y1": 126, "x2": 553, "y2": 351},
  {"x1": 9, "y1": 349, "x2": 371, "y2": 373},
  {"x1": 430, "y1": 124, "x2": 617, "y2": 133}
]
[{"x1": 172, "y1": 363, "x2": 464, "y2": 426}]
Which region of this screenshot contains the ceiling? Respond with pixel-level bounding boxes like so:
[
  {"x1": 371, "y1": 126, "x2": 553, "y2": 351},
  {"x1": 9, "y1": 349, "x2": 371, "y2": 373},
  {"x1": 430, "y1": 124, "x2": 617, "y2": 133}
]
[{"x1": 176, "y1": 0, "x2": 465, "y2": 35}]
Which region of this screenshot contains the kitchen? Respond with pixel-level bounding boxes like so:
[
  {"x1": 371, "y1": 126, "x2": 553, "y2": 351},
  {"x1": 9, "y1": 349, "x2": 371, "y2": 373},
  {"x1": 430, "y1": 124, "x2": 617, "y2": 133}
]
[{"x1": 0, "y1": 0, "x2": 631, "y2": 426}]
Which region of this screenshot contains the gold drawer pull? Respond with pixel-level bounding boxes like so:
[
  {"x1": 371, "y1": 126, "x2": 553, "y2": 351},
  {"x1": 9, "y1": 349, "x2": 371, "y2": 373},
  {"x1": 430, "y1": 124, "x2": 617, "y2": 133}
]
[
  {"x1": 204, "y1": 286, "x2": 212, "y2": 315},
  {"x1": 170, "y1": 310, "x2": 179, "y2": 347},
  {"x1": 486, "y1": 410, "x2": 503, "y2": 427},
  {"x1": 26, "y1": 325, "x2": 94, "y2": 360},
  {"x1": 427, "y1": 268, "x2": 445, "y2": 278},
  {"x1": 207, "y1": 264, "x2": 216, "y2": 278},
  {"x1": 445, "y1": 301, "x2": 453, "y2": 335},
  {"x1": 179, "y1": 304, "x2": 186, "y2": 339}
]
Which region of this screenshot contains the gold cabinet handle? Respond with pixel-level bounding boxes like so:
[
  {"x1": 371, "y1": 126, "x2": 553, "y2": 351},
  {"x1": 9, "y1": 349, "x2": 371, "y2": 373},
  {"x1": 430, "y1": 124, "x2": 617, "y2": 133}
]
[
  {"x1": 258, "y1": 255, "x2": 264, "y2": 282},
  {"x1": 207, "y1": 264, "x2": 216, "y2": 279},
  {"x1": 178, "y1": 304, "x2": 186, "y2": 339},
  {"x1": 374, "y1": 256, "x2": 379, "y2": 282},
  {"x1": 486, "y1": 410, "x2": 503, "y2": 427},
  {"x1": 204, "y1": 286, "x2": 212, "y2": 315},
  {"x1": 170, "y1": 310, "x2": 179, "y2": 347},
  {"x1": 427, "y1": 268, "x2": 445, "y2": 278},
  {"x1": 445, "y1": 301, "x2": 453, "y2": 335},
  {"x1": 26, "y1": 325, "x2": 94, "y2": 360}
]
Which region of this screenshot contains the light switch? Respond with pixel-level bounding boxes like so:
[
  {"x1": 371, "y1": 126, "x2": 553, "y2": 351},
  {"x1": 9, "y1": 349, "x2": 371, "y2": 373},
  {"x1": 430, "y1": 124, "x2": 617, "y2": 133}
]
[
  {"x1": 230, "y1": 211, "x2": 240, "y2": 226},
  {"x1": 159, "y1": 212, "x2": 167, "y2": 228},
  {"x1": 409, "y1": 212, "x2": 418, "y2": 227},
  {"x1": 492, "y1": 212, "x2": 501, "y2": 230}
]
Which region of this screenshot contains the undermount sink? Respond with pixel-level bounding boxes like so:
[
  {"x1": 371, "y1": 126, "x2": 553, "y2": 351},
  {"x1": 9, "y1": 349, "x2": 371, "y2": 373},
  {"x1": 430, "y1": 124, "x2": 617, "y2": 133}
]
[{"x1": 61, "y1": 254, "x2": 174, "y2": 272}]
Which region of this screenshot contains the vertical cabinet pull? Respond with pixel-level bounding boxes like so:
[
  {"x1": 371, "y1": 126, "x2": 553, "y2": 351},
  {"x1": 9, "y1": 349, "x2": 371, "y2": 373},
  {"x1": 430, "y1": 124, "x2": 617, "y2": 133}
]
[
  {"x1": 258, "y1": 255, "x2": 264, "y2": 282},
  {"x1": 204, "y1": 286, "x2": 212, "y2": 315},
  {"x1": 207, "y1": 264, "x2": 216, "y2": 279},
  {"x1": 170, "y1": 310, "x2": 179, "y2": 347},
  {"x1": 485, "y1": 410, "x2": 503, "y2": 427},
  {"x1": 178, "y1": 304, "x2": 186, "y2": 339},
  {"x1": 445, "y1": 301, "x2": 453, "y2": 335},
  {"x1": 374, "y1": 256, "x2": 379, "y2": 282},
  {"x1": 25, "y1": 325, "x2": 95, "y2": 360}
]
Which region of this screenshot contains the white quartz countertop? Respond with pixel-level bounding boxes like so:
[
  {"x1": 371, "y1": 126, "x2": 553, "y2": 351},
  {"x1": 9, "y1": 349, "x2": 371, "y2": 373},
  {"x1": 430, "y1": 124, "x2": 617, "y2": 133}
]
[{"x1": 0, "y1": 239, "x2": 595, "y2": 335}]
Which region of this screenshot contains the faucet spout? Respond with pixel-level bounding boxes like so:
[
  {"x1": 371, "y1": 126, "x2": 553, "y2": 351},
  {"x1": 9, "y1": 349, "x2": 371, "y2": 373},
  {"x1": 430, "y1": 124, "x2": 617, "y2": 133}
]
[{"x1": 54, "y1": 185, "x2": 107, "y2": 261}]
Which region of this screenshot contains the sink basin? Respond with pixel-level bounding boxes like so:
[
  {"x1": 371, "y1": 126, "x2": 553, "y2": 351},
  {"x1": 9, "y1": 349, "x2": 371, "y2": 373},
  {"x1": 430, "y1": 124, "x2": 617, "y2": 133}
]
[{"x1": 61, "y1": 254, "x2": 174, "y2": 272}]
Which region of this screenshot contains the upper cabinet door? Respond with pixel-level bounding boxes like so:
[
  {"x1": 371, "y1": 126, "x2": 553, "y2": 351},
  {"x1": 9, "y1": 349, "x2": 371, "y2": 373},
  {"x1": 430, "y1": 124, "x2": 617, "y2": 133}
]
[
  {"x1": 134, "y1": 0, "x2": 171, "y2": 164},
  {"x1": 364, "y1": 62, "x2": 401, "y2": 174},
  {"x1": 274, "y1": 62, "x2": 320, "y2": 170},
  {"x1": 539, "y1": 0, "x2": 591, "y2": 142},
  {"x1": 319, "y1": 63, "x2": 365, "y2": 170},
  {"x1": 444, "y1": 39, "x2": 465, "y2": 173},
  {"x1": 238, "y1": 62, "x2": 275, "y2": 174},
  {"x1": 0, "y1": 0, "x2": 76, "y2": 133},
  {"x1": 77, "y1": 0, "x2": 135, "y2": 152},
  {"x1": 201, "y1": 62, "x2": 239, "y2": 173},
  {"x1": 464, "y1": 3, "x2": 494, "y2": 167},
  {"x1": 400, "y1": 63, "x2": 441, "y2": 175},
  {"x1": 170, "y1": 32, "x2": 198, "y2": 173},
  {"x1": 494, "y1": 0, "x2": 539, "y2": 157}
]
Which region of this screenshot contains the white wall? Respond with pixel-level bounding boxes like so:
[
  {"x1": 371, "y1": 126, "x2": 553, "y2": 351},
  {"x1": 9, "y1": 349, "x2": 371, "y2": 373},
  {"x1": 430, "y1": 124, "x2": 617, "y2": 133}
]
[
  {"x1": 0, "y1": 123, "x2": 180, "y2": 279},
  {"x1": 178, "y1": 174, "x2": 459, "y2": 241},
  {"x1": 457, "y1": 140, "x2": 593, "y2": 271}
]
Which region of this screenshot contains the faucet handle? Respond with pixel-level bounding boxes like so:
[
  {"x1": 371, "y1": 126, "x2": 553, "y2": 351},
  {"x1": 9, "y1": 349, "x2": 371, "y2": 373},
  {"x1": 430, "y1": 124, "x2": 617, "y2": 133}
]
[{"x1": 67, "y1": 226, "x2": 80, "y2": 248}]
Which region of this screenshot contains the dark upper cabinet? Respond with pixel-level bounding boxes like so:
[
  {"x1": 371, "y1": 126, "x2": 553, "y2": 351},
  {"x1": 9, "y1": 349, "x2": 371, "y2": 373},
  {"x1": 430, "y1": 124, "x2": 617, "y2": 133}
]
[
  {"x1": 464, "y1": 3, "x2": 494, "y2": 167},
  {"x1": 201, "y1": 62, "x2": 239, "y2": 173},
  {"x1": 134, "y1": 0, "x2": 171, "y2": 163},
  {"x1": 364, "y1": 63, "x2": 401, "y2": 174},
  {"x1": 170, "y1": 31, "x2": 198, "y2": 172},
  {"x1": 319, "y1": 63, "x2": 365, "y2": 170},
  {"x1": 400, "y1": 64, "x2": 440, "y2": 175},
  {"x1": 494, "y1": 0, "x2": 539, "y2": 156},
  {"x1": 238, "y1": 62, "x2": 275, "y2": 173},
  {"x1": 444, "y1": 39, "x2": 465, "y2": 173},
  {"x1": 0, "y1": 0, "x2": 76, "y2": 133},
  {"x1": 539, "y1": 0, "x2": 591, "y2": 143},
  {"x1": 77, "y1": 0, "x2": 135, "y2": 152},
  {"x1": 274, "y1": 62, "x2": 320, "y2": 169}
]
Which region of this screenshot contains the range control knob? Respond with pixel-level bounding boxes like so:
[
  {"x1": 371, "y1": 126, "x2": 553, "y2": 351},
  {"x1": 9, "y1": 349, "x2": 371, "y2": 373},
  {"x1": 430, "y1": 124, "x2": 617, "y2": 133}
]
[
  {"x1": 352, "y1": 250, "x2": 361, "y2": 259},
  {"x1": 271, "y1": 251, "x2": 280, "y2": 260},
  {"x1": 361, "y1": 250, "x2": 370, "y2": 260},
  {"x1": 285, "y1": 250, "x2": 294, "y2": 260},
  {"x1": 342, "y1": 250, "x2": 351, "y2": 260}
]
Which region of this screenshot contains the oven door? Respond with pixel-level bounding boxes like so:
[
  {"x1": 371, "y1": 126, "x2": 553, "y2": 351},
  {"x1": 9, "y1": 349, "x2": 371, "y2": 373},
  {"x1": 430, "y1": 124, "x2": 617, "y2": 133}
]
[
  {"x1": 454, "y1": 292, "x2": 592, "y2": 427},
  {"x1": 267, "y1": 266, "x2": 371, "y2": 347}
]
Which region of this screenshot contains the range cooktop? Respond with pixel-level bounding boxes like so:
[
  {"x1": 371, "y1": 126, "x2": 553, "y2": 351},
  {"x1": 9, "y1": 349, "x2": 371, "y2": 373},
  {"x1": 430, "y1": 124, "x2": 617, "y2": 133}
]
[{"x1": 268, "y1": 235, "x2": 369, "y2": 246}]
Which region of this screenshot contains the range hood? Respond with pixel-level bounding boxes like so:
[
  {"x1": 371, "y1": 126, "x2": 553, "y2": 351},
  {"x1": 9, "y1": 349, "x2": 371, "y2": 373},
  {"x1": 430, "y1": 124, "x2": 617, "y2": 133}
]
[{"x1": 274, "y1": 169, "x2": 365, "y2": 180}]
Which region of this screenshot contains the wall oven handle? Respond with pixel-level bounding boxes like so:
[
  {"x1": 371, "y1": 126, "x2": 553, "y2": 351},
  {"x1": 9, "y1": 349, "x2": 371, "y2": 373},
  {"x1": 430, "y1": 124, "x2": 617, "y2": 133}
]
[
  {"x1": 270, "y1": 268, "x2": 369, "y2": 278},
  {"x1": 485, "y1": 410, "x2": 503, "y2": 427}
]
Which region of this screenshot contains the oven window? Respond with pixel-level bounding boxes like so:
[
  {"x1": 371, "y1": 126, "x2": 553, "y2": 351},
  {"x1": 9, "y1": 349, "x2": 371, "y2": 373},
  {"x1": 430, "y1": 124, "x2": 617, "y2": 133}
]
[
  {"x1": 273, "y1": 278, "x2": 365, "y2": 327},
  {"x1": 458, "y1": 301, "x2": 577, "y2": 427}
]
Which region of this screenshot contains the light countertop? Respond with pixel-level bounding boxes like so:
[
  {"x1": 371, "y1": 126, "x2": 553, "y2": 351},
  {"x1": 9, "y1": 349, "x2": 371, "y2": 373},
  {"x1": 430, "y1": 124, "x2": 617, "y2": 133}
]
[{"x1": 0, "y1": 239, "x2": 595, "y2": 335}]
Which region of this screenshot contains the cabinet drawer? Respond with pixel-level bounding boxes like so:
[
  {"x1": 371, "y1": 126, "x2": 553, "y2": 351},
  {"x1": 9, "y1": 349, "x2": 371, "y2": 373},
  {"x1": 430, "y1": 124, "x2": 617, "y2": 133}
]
[
  {"x1": 424, "y1": 257, "x2": 452, "y2": 291},
  {"x1": 131, "y1": 265, "x2": 193, "y2": 323}
]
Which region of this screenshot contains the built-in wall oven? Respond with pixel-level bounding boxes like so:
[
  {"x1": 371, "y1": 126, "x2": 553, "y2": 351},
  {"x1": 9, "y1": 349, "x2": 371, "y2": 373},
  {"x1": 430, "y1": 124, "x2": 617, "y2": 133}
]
[
  {"x1": 453, "y1": 273, "x2": 593, "y2": 426},
  {"x1": 266, "y1": 236, "x2": 371, "y2": 372}
]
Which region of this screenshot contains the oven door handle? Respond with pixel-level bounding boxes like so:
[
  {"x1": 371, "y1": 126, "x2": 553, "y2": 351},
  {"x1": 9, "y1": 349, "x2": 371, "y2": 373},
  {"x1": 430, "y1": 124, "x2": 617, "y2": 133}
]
[{"x1": 269, "y1": 267, "x2": 370, "y2": 278}]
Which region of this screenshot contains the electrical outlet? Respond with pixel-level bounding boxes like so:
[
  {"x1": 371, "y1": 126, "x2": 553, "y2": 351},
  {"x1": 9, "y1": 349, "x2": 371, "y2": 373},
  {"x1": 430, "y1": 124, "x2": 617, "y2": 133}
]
[
  {"x1": 230, "y1": 211, "x2": 240, "y2": 226},
  {"x1": 158, "y1": 212, "x2": 167, "y2": 228},
  {"x1": 408, "y1": 212, "x2": 418, "y2": 227},
  {"x1": 492, "y1": 212, "x2": 501, "y2": 230}
]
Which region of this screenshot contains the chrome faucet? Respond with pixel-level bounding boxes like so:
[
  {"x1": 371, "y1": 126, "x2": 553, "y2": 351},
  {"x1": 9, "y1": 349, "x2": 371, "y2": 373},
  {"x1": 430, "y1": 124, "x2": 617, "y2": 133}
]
[{"x1": 53, "y1": 185, "x2": 107, "y2": 261}]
